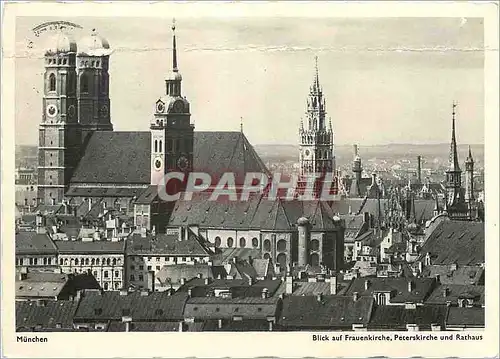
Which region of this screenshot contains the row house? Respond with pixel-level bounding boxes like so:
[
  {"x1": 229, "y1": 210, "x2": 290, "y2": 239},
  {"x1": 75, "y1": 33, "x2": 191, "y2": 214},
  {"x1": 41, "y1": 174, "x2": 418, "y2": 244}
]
[{"x1": 54, "y1": 239, "x2": 126, "y2": 291}]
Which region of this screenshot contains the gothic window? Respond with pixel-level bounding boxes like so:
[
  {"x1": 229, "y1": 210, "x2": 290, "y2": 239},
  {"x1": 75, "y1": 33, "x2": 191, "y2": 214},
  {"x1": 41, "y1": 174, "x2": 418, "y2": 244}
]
[
  {"x1": 85, "y1": 258, "x2": 90, "y2": 265},
  {"x1": 378, "y1": 293, "x2": 386, "y2": 305},
  {"x1": 154, "y1": 140, "x2": 158, "y2": 153},
  {"x1": 263, "y1": 239, "x2": 271, "y2": 252},
  {"x1": 112, "y1": 258, "x2": 117, "y2": 266},
  {"x1": 81, "y1": 74, "x2": 89, "y2": 93},
  {"x1": 159, "y1": 140, "x2": 162, "y2": 152},
  {"x1": 49, "y1": 74, "x2": 56, "y2": 92},
  {"x1": 277, "y1": 240, "x2": 287, "y2": 252},
  {"x1": 75, "y1": 258, "x2": 79, "y2": 265}
]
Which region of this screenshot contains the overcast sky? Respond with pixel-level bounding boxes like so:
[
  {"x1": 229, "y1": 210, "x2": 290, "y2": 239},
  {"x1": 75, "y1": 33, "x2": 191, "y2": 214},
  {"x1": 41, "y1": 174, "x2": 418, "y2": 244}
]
[{"x1": 15, "y1": 16, "x2": 484, "y2": 146}]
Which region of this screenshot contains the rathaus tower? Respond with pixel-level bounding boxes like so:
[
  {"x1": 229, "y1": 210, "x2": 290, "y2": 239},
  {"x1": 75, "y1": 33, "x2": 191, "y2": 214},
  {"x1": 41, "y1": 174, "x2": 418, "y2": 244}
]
[{"x1": 297, "y1": 57, "x2": 336, "y2": 198}]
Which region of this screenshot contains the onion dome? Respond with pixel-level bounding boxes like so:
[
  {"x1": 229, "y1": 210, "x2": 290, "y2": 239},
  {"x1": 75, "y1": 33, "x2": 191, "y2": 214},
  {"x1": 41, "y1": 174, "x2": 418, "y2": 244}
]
[
  {"x1": 297, "y1": 217, "x2": 310, "y2": 226},
  {"x1": 78, "y1": 28, "x2": 111, "y2": 56},
  {"x1": 46, "y1": 31, "x2": 77, "y2": 54}
]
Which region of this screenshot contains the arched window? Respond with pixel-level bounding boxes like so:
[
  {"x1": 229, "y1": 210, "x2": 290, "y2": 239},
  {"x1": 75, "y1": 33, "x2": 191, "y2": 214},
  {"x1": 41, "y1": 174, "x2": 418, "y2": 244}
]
[
  {"x1": 277, "y1": 253, "x2": 287, "y2": 267},
  {"x1": 81, "y1": 74, "x2": 89, "y2": 93},
  {"x1": 60, "y1": 258, "x2": 64, "y2": 265},
  {"x1": 277, "y1": 240, "x2": 287, "y2": 252},
  {"x1": 75, "y1": 258, "x2": 79, "y2": 265},
  {"x1": 239, "y1": 237, "x2": 246, "y2": 248},
  {"x1": 85, "y1": 258, "x2": 89, "y2": 265},
  {"x1": 112, "y1": 258, "x2": 117, "y2": 266},
  {"x1": 154, "y1": 140, "x2": 158, "y2": 153},
  {"x1": 159, "y1": 140, "x2": 162, "y2": 152},
  {"x1": 311, "y1": 239, "x2": 320, "y2": 251},
  {"x1": 96, "y1": 258, "x2": 100, "y2": 265},
  {"x1": 227, "y1": 237, "x2": 234, "y2": 248},
  {"x1": 91, "y1": 258, "x2": 95, "y2": 265},
  {"x1": 263, "y1": 239, "x2": 271, "y2": 252},
  {"x1": 252, "y1": 237, "x2": 259, "y2": 248},
  {"x1": 107, "y1": 258, "x2": 111, "y2": 266},
  {"x1": 214, "y1": 237, "x2": 221, "y2": 248},
  {"x1": 49, "y1": 73, "x2": 56, "y2": 92},
  {"x1": 263, "y1": 253, "x2": 270, "y2": 260},
  {"x1": 378, "y1": 293, "x2": 386, "y2": 306}
]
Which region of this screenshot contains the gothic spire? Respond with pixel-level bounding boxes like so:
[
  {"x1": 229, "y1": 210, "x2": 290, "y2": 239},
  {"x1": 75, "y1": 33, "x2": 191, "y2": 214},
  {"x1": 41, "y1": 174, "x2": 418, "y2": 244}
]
[
  {"x1": 448, "y1": 102, "x2": 461, "y2": 172},
  {"x1": 172, "y1": 18, "x2": 178, "y2": 72},
  {"x1": 466, "y1": 145, "x2": 474, "y2": 163}
]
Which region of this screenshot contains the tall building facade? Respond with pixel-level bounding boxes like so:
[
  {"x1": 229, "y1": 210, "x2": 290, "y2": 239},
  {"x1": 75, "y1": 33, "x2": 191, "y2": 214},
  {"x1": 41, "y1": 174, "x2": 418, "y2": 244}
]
[{"x1": 297, "y1": 57, "x2": 336, "y2": 197}]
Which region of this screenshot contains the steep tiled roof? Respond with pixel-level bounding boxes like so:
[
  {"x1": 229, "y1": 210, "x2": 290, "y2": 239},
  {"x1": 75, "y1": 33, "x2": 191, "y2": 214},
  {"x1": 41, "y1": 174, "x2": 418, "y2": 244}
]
[
  {"x1": 178, "y1": 278, "x2": 282, "y2": 298},
  {"x1": 368, "y1": 306, "x2": 448, "y2": 330},
  {"x1": 70, "y1": 131, "x2": 269, "y2": 185},
  {"x1": 16, "y1": 301, "x2": 79, "y2": 330},
  {"x1": 15, "y1": 231, "x2": 58, "y2": 255},
  {"x1": 54, "y1": 240, "x2": 125, "y2": 254},
  {"x1": 184, "y1": 297, "x2": 280, "y2": 320},
  {"x1": 344, "y1": 277, "x2": 436, "y2": 304},
  {"x1": 203, "y1": 319, "x2": 272, "y2": 331},
  {"x1": 446, "y1": 307, "x2": 484, "y2": 327},
  {"x1": 425, "y1": 284, "x2": 484, "y2": 306},
  {"x1": 291, "y1": 282, "x2": 331, "y2": 296},
  {"x1": 279, "y1": 296, "x2": 374, "y2": 328},
  {"x1": 422, "y1": 265, "x2": 484, "y2": 285},
  {"x1": 155, "y1": 264, "x2": 224, "y2": 286},
  {"x1": 127, "y1": 233, "x2": 209, "y2": 256},
  {"x1": 418, "y1": 221, "x2": 484, "y2": 265},
  {"x1": 74, "y1": 291, "x2": 188, "y2": 321},
  {"x1": 107, "y1": 321, "x2": 204, "y2": 332}
]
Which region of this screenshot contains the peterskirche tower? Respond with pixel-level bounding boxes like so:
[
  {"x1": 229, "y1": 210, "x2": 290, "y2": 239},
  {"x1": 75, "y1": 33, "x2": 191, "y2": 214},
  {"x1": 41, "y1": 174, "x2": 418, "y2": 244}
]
[{"x1": 297, "y1": 57, "x2": 336, "y2": 198}]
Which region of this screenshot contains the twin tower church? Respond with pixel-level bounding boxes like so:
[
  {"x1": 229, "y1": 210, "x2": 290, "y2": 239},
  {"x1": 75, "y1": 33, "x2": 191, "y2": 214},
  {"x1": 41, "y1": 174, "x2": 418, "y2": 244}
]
[{"x1": 37, "y1": 24, "x2": 337, "y2": 218}]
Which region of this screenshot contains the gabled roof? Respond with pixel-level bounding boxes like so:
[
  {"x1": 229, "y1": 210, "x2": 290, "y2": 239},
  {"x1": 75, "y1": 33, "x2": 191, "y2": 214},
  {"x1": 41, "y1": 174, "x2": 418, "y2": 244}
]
[
  {"x1": 446, "y1": 307, "x2": 484, "y2": 327},
  {"x1": 344, "y1": 277, "x2": 436, "y2": 304},
  {"x1": 74, "y1": 291, "x2": 188, "y2": 321},
  {"x1": 184, "y1": 297, "x2": 280, "y2": 320},
  {"x1": 126, "y1": 233, "x2": 209, "y2": 257},
  {"x1": 418, "y1": 221, "x2": 484, "y2": 265},
  {"x1": 54, "y1": 240, "x2": 125, "y2": 254},
  {"x1": 69, "y1": 131, "x2": 269, "y2": 186},
  {"x1": 16, "y1": 231, "x2": 58, "y2": 255},
  {"x1": 279, "y1": 296, "x2": 374, "y2": 328},
  {"x1": 368, "y1": 305, "x2": 448, "y2": 330},
  {"x1": 16, "y1": 301, "x2": 79, "y2": 330},
  {"x1": 155, "y1": 264, "x2": 224, "y2": 286},
  {"x1": 425, "y1": 284, "x2": 485, "y2": 306},
  {"x1": 422, "y1": 265, "x2": 484, "y2": 285},
  {"x1": 16, "y1": 272, "x2": 69, "y2": 298}
]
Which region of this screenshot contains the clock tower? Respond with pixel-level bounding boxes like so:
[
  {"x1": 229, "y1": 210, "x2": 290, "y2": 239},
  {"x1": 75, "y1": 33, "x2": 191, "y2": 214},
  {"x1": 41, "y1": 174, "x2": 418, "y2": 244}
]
[
  {"x1": 150, "y1": 20, "x2": 194, "y2": 190},
  {"x1": 297, "y1": 57, "x2": 336, "y2": 198},
  {"x1": 37, "y1": 31, "x2": 81, "y2": 205}
]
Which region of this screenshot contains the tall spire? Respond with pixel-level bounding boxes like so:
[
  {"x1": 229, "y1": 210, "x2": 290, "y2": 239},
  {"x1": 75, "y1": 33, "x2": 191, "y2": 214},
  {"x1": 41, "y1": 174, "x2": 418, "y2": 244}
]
[
  {"x1": 449, "y1": 101, "x2": 461, "y2": 172},
  {"x1": 314, "y1": 55, "x2": 320, "y2": 90},
  {"x1": 466, "y1": 145, "x2": 474, "y2": 163},
  {"x1": 172, "y1": 18, "x2": 178, "y2": 72}
]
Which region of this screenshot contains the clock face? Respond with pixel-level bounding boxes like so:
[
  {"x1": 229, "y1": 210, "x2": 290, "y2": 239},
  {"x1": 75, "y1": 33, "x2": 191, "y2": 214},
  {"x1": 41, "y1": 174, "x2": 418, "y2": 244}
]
[
  {"x1": 68, "y1": 105, "x2": 76, "y2": 119},
  {"x1": 177, "y1": 155, "x2": 189, "y2": 171},
  {"x1": 46, "y1": 104, "x2": 58, "y2": 118},
  {"x1": 173, "y1": 100, "x2": 184, "y2": 113},
  {"x1": 156, "y1": 101, "x2": 165, "y2": 113},
  {"x1": 154, "y1": 157, "x2": 163, "y2": 171},
  {"x1": 304, "y1": 149, "x2": 310, "y2": 157}
]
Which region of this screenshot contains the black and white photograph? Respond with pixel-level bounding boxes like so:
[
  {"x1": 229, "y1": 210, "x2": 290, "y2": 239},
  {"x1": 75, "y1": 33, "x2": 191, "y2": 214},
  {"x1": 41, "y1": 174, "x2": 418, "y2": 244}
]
[{"x1": 1, "y1": 2, "x2": 498, "y2": 358}]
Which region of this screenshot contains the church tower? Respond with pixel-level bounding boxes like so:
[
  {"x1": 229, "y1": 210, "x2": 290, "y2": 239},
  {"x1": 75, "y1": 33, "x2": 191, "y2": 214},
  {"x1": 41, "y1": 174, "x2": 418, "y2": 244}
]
[
  {"x1": 37, "y1": 32, "x2": 81, "y2": 205},
  {"x1": 150, "y1": 20, "x2": 194, "y2": 189},
  {"x1": 465, "y1": 145, "x2": 475, "y2": 202},
  {"x1": 76, "y1": 29, "x2": 113, "y2": 142},
  {"x1": 298, "y1": 57, "x2": 335, "y2": 197},
  {"x1": 445, "y1": 102, "x2": 463, "y2": 209}
]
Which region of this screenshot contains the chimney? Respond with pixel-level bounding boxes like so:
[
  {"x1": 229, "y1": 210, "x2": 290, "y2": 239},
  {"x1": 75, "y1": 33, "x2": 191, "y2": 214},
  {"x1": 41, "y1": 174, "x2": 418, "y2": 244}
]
[
  {"x1": 187, "y1": 288, "x2": 192, "y2": 297},
  {"x1": 268, "y1": 320, "x2": 273, "y2": 332},
  {"x1": 122, "y1": 316, "x2": 132, "y2": 332},
  {"x1": 330, "y1": 275, "x2": 337, "y2": 295},
  {"x1": 119, "y1": 289, "x2": 128, "y2": 296},
  {"x1": 417, "y1": 156, "x2": 422, "y2": 184},
  {"x1": 435, "y1": 274, "x2": 440, "y2": 284},
  {"x1": 353, "y1": 292, "x2": 359, "y2": 302},
  {"x1": 180, "y1": 278, "x2": 186, "y2": 285},
  {"x1": 204, "y1": 278, "x2": 210, "y2": 285},
  {"x1": 140, "y1": 227, "x2": 147, "y2": 238},
  {"x1": 408, "y1": 280, "x2": 414, "y2": 292},
  {"x1": 35, "y1": 214, "x2": 46, "y2": 234},
  {"x1": 261, "y1": 288, "x2": 269, "y2": 299},
  {"x1": 247, "y1": 276, "x2": 254, "y2": 286},
  {"x1": 285, "y1": 276, "x2": 294, "y2": 294},
  {"x1": 140, "y1": 290, "x2": 149, "y2": 296},
  {"x1": 363, "y1": 212, "x2": 370, "y2": 224},
  {"x1": 88, "y1": 198, "x2": 92, "y2": 212},
  {"x1": 442, "y1": 287, "x2": 450, "y2": 297},
  {"x1": 248, "y1": 256, "x2": 253, "y2": 265},
  {"x1": 371, "y1": 173, "x2": 377, "y2": 186},
  {"x1": 316, "y1": 293, "x2": 323, "y2": 302},
  {"x1": 197, "y1": 273, "x2": 202, "y2": 279},
  {"x1": 178, "y1": 227, "x2": 184, "y2": 242},
  {"x1": 178, "y1": 321, "x2": 185, "y2": 332},
  {"x1": 218, "y1": 319, "x2": 223, "y2": 329},
  {"x1": 364, "y1": 279, "x2": 370, "y2": 291}
]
